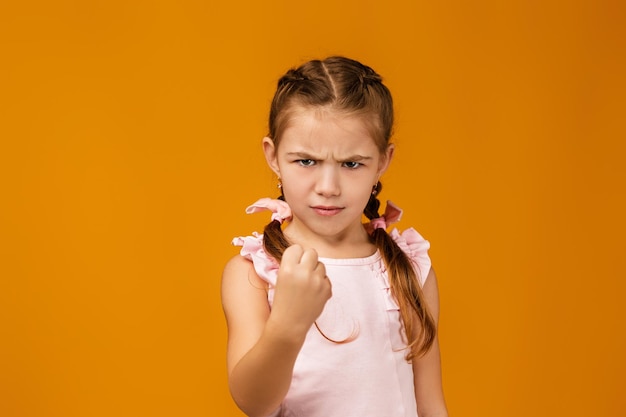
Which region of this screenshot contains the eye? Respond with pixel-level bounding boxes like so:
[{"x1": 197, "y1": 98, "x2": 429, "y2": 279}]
[
  {"x1": 297, "y1": 159, "x2": 316, "y2": 167},
  {"x1": 342, "y1": 161, "x2": 361, "y2": 169}
]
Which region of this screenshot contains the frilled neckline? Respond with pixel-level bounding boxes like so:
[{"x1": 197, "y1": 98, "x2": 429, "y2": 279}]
[{"x1": 318, "y1": 250, "x2": 382, "y2": 266}]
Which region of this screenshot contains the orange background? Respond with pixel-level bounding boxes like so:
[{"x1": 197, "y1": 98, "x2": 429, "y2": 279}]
[{"x1": 1, "y1": 1, "x2": 624, "y2": 416}]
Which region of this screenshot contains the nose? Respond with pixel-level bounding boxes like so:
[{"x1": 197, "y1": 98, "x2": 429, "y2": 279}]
[{"x1": 315, "y1": 166, "x2": 341, "y2": 197}]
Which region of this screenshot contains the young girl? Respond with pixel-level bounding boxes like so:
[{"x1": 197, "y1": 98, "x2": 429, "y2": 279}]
[{"x1": 222, "y1": 56, "x2": 448, "y2": 417}]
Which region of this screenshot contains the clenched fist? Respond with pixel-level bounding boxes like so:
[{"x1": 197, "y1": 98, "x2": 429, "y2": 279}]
[{"x1": 269, "y1": 245, "x2": 333, "y2": 338}]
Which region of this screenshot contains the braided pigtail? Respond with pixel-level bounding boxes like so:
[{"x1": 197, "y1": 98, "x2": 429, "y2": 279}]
[
  {"x1": 262, "y1": 219, "x2": 289, "y2": 263},
  {"x1": 263, "y1": 187, "x2": 289, "y2": 262},
  {"x1": 365, "y1": 183, "x2": 436, "y2": 360}
]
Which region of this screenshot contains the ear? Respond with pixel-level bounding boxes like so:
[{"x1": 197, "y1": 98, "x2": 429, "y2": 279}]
[
  {"x1": 262, "y1": 137, "x2": 281, "y2": 177},
  {"x1": 376, "y1": 143, "x2": 395, "y2": 179}
]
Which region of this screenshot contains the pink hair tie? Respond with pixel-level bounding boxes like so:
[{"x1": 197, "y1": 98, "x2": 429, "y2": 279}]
[
  {"x1": 245, "y1": 198, "x2": 293, "y2": 224},
  {"x1": 370, "y1": 217, "x2": 388, "y2": 230},
  {"x1": 368, "y1": 200, "x2": 403, "y2": 232}
]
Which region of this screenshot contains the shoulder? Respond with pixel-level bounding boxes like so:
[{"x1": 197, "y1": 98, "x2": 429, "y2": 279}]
[
  {"x1": 230, "y1": 233, "x2": 280, "y2": 287},
  {"x1": 221, "y1": 254, "x2": 269, "y2": 317},
  {"x1": 222, "y1": 254, "x2": 267, "y2": 291},
  {"x1": 223, "y1": 253, "x2": 253, "y2": 279}
]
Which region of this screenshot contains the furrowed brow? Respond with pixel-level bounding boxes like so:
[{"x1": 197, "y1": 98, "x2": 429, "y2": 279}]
[
  {"x1": 285, "y1": 152, "x2": 373, "y2": 162},
  {"x1": 286, "y1": 151, "x2": 318, "y2": 159},
  {"x1": 339, "y1": 155, "x2": 372, "y2": 162}
]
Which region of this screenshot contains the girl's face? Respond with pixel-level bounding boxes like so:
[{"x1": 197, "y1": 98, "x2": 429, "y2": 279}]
[{"x1": 263, "y1": 106, "x2": 394, "y2": 244}]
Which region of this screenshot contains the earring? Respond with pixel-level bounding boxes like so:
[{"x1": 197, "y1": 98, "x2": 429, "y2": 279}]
[
  {"x1": 371, "y1": 183, "x2": 378, "y2": 196},
  {"x1": 277, "y1": 178, "x2": 286, "y2": 201}
]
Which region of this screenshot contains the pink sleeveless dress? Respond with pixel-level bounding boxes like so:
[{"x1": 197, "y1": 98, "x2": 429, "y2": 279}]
[{"x1": 232, "y1": 227, "x2": 431, "y2": 417}]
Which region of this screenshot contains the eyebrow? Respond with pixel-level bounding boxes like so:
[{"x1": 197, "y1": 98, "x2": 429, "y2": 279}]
[{"x1": 286, "y1": 152, "x2": 373, "y2": 161}]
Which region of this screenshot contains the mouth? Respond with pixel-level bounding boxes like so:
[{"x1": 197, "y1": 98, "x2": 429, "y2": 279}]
[{"x1": 311, "y1": 206, "x2": 344, "y2": 216}]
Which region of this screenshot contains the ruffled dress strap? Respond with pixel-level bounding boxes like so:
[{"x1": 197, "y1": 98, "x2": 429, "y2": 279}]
[
  {"x1": 389, "y1": 227, "x2": 432, "y2": 286},
  {"x1": 365, "y1": 200, "x2": 432, "y2": 286},
  {"x1": 231, "y1": 198, "x2": 291, "y2": 304},
  {"x1": 232, "y1": 232, "x2": 280, "y2": 303}
]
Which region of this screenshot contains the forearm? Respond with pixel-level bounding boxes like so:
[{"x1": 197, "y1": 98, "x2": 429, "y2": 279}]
[
  {"x1": 228, "y1": 318, "x2": 307, "y2": 417},
  {"x1": 416, "y1": 388, "x2": 448, "y2": 417}
]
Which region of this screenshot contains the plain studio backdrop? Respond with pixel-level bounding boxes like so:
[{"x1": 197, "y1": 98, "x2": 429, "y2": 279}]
[{"x1": 1, "y1": 1, "x2": 624, "y2": 416}]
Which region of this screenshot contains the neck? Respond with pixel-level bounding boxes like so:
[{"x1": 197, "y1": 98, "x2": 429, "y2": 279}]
[{"x1": 283, "y1": 221, "x2": 376, "y2": 259}]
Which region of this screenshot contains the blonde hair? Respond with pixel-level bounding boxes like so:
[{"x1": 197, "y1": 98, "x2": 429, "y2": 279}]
[{"x1": 264, "y1": 56, "x2": 435, "y2": 360}]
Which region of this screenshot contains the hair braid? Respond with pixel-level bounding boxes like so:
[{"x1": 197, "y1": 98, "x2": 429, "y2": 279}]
[
  {"x1": 262, "y1": 220, "x2": 289, "y2": 263},
  {"x1": 365, "y1": 184, "x2": 437, "y2": 360}
]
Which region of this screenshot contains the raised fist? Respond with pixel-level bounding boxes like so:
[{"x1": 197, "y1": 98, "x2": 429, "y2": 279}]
[{"x1": 270, "y1": 245, "x2": 332, "y2": 337}]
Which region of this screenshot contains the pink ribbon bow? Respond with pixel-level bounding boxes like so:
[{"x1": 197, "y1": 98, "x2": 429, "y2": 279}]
[
  {"x1": 368, "y1": 200, "x2": 403, "y2": 232},
  {"x1": 245, "y1": 198, "x2": 293, "y2": 224}
]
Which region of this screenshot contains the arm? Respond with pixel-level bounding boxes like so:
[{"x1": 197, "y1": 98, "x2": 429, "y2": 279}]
[
  {"x1": 221, "y1": 246, "x2": 331, "y2": 417},
  {"x1": 413, "y1": 267, "x2": 449, "y2": 417}
]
